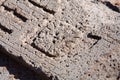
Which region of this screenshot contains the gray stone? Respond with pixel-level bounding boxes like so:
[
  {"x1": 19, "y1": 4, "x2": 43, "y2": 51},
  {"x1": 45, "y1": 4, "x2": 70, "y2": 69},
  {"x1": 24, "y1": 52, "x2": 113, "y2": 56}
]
[{"x1": 0, "y1": 0, "x2": 120, "y2": 80}]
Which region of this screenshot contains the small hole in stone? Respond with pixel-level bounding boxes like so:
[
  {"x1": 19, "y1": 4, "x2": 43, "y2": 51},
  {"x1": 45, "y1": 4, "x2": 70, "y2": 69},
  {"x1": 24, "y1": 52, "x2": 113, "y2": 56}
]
[
  {"x1": 85, "y1": 20, "x2": 88, "y2": 22},
  {"x1": 109, "y1": 55, "x2": 112, "y2": 58},
  {"x1": 55, "y1": 32, "x2": 59, "y2": 36},
  {"x1": 62, "y1": 36, "x2": 65, "y2": 40},
  {"x1": 66, "y1": 20, "x2": 69, "y2": 23},
  {"x1": 60, "y1": 23, "x2": 63, "y2": 26},
  {"x1": 38, "y1": 24, "x2": 41, "y2": 27},
  {"x1": 106, "y1": 75, "x2": 110, "y2": 78},
  {"x1": 110, "y1": 64, "x2": 112, "y2": 67},
  {"x1": 112, "y1": 59, "x2": 116, "y2": 62},
  {"x1": 66, "y1": 64, "x2": 69, "y2": 67},
  {"x1": 62, "y1": 9, "x2": 65, "y2": 11},
  {"x1": 53, "y1": 40, "x2": 56, "y2": 44},
  {"x1": 88, "y1": 74, "x2": 91, "y2": 76},
  {"x1": 113, "y1": 63, "x2": 116, "y2": 66},
  {"x1": 76, "y1": 76, "x2": 78, "y2": 78},
  {"x1": 95, "y1": 60, "x2": 99, "y2": 63},
  {"x1": 79, "y1": 22, "x2": 83, "y2": 25}
]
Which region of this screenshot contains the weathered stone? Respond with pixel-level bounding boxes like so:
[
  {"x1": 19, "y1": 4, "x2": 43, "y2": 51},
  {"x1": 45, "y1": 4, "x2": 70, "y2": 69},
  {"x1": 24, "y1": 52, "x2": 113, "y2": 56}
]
[{"x1": 0, "y1": 0, "x2": 120, "y2": 80}]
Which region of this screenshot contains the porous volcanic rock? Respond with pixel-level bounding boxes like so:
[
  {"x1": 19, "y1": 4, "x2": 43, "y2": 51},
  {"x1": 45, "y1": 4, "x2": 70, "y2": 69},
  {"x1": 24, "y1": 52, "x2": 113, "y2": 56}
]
[{"x1": 0, "y1": 0, "x2": 120, "y2": 80}]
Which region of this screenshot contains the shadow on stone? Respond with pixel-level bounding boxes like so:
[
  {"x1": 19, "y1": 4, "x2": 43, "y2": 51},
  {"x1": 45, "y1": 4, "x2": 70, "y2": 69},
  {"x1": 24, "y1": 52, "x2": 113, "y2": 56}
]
[
  {"x1": 103, "y1": 1, "x2": 120, "y2": 13},
  {"x1": 0, "y1": 45, "x2": 50, "y2": 80}
]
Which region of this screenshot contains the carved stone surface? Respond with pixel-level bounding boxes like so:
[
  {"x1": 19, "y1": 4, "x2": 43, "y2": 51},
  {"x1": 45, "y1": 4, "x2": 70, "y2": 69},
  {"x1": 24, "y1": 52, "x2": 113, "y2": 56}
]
[{"x1": 0, "y1": 0, "x2": 120, "y2": 80}]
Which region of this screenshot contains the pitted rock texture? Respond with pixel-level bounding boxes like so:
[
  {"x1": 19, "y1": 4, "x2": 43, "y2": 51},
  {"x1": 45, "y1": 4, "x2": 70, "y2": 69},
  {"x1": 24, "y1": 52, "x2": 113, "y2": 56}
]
[{"x1": 0, "y1": 0, "x2": 120, "y2": 80}]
